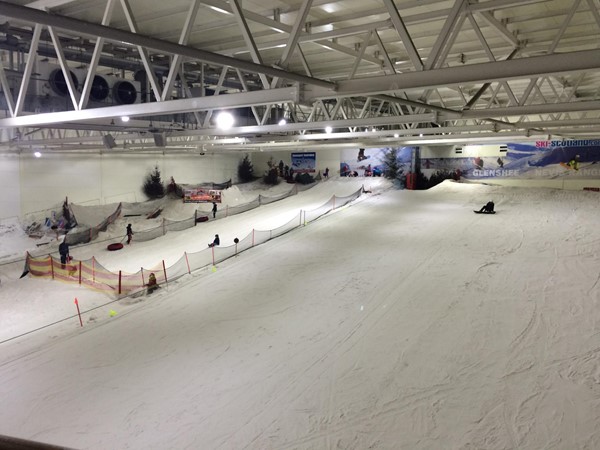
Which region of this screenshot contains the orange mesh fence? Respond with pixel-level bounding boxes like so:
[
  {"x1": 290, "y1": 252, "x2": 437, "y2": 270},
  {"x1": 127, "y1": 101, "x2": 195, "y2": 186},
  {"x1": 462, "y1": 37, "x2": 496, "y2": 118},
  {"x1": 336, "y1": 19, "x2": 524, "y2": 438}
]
[{"x1": 26, "y1": 187, "x2": 363, "y2": 297}]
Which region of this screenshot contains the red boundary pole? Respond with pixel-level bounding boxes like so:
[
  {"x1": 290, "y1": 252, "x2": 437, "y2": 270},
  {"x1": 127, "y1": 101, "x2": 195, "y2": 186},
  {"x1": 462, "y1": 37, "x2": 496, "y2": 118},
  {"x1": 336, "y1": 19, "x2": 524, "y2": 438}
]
[
  {"x1": 184, "y1": 252, "x2": 191, "y2": 274},
  {"x1": 141, "y1": 267, "x2": 145, "y2": 286},
  {"x1": 118, "y1": 270, "x2": 122, "y2": 295},
  {"x1": 211, "y1": 247, "x2": 215, "y2": 265},
  {"x1": 162, "y1": 260, "x2": 168, "y2": 286},
  {"x1": 50, "y1": 256, "x2": 55, "y2": 279},
  {"x1": 74, "y1": 298, "x2": 83, "y2": 327},
  {"x1": 252, "y1": 229, "x2": 255, "y2": 247},
  {"x1": 79, "y1": 261, "x2": 82, "y2": 285}
]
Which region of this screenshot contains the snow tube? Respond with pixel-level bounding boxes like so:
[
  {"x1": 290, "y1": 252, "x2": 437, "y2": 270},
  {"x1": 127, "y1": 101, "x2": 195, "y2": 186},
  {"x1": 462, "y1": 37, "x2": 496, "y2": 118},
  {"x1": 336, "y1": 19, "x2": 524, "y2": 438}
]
[
  {"x1": 196, "y1": 216, "x2": 209, "y2": 223},
  {"x1": 107, "y1": 242, "x2": 124, "y2": 251}
]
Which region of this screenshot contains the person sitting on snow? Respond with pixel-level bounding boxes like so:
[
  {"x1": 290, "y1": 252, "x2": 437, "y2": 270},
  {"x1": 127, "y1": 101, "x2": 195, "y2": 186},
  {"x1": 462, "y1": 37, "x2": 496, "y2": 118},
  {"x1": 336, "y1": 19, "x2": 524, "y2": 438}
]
[
  {"x1": 208, "y1": 234, "x2": 220, "y2": 247},
  {"x1": 478, "y1": 201, "x2": 495, "y2": 213},
  {"x1": 146, "y1": 273, "x2": 159, "y2": 295}
]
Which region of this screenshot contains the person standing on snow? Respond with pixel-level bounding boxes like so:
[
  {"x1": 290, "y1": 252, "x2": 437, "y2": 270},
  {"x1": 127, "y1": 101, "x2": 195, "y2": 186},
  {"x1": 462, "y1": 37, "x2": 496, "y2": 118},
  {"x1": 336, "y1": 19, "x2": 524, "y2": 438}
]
[
  {"x1": 126, "y1": 224, "x2": 134, "y2": 245},
  {"x1": 58, "y1": 236, "x2": 70, "y2": 269},
  {"x1": 212, "y1": 202, "x2": 218, "y2": 219}
]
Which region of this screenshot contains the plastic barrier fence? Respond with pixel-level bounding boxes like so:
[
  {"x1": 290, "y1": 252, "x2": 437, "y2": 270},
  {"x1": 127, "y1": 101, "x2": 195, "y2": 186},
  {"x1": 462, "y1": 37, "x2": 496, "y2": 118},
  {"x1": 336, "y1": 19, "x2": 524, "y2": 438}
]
[{"x1": 25, "y1": 186, "x2": 364, "y2": 297}]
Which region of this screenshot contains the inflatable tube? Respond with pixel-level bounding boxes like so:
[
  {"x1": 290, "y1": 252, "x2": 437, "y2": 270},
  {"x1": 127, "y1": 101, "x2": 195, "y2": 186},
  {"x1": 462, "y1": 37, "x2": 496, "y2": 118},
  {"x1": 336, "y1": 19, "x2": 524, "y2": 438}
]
[
  {"x1": 107, "y1": 242, "x2": 124, "y2": 251},
  {"x1": 196, "y1": 216, "x2": 209, "y2": 223}
]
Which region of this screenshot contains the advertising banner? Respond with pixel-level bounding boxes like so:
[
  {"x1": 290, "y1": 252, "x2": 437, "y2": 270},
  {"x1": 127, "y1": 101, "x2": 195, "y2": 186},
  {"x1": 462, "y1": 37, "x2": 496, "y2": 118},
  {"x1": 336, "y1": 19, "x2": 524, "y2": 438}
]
[
  {"x1": 291, "y1": 152, "x2": 316, "y2": 173},
  {"x1": 340, "y1": 147, "x2": 413, "y2": 177},
  {"x1": 422, "y1": 139, "x2": 600, "y2": 180},
  {"x1": 183, "y1": 188, "x2": 222, "y2": 203}
]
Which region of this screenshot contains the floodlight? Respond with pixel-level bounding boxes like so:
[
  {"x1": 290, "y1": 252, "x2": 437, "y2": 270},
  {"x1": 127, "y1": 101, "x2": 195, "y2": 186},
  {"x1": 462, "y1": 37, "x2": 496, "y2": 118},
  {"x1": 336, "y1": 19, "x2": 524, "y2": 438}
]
[{"x1": 216, "y1": 112, "x2": 234, "y2": 130}]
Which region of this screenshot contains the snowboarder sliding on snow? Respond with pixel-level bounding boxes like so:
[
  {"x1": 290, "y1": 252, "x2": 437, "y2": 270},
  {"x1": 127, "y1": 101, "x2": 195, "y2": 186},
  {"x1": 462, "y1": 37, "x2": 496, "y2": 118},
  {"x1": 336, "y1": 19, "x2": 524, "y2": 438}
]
[
  {"x1": 126, "y1": 224, "x2": 134, "y2": 244},
  {"x1": 208, "y1": 234, "x2": 220, "y2": 247},
  {"x1": 477, "y1": 201, "x2": 495, "y2": 213}
]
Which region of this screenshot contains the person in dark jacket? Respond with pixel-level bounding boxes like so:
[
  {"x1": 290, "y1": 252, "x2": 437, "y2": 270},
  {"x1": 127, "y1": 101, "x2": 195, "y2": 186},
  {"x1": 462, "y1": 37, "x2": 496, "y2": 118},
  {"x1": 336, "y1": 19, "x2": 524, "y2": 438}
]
[
  {"x1": 126, "y1": 224, "x2": 134, "y2": 244},
  {"x1": 208, "y1": 234, "x2": 220, "y2": 247},
  {"x1": 58, "y1": 237, "x2": 69, "y2": 268},
  {"x1": 478, "y1": 201, "x2": 495, "y2": 213},
  {"x1": 212, "y1": 202, "x2": 218, "y2": 219}
]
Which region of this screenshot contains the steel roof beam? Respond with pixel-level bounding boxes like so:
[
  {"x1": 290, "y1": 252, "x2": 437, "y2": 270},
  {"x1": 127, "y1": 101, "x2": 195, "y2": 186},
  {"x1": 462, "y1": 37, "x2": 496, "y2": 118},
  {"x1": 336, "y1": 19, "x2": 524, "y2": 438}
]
[
  {"x1": 332, "y1": 49, "x2": 600, "y2": 98},
  {"x1": 0, "y1": 86, "x2": 299, "y2": 128},
  {"x1": 0, "y1": 1, "x2": 335, "y2": 90},
  {"x1": 382, "y1": 0, "x2": 423, "y2": 71}
]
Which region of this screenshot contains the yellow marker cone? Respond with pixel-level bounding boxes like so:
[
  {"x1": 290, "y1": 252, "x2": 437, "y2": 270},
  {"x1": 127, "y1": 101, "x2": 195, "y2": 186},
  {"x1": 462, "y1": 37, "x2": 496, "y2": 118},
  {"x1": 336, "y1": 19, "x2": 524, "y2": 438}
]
[
  {"x1": 211, "y1": 266, "x2": 217, "y2": 272},
  {"x1": 109, "y1": 309, "x2": 118, "y2": 317}
]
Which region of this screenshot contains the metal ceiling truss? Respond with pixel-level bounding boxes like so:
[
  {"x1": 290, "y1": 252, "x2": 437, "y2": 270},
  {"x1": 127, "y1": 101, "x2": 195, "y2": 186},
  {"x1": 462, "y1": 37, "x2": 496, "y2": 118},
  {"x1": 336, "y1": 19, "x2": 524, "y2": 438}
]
[{"x1": 1, "y1": 0, "x2": 600, "y2": 152}]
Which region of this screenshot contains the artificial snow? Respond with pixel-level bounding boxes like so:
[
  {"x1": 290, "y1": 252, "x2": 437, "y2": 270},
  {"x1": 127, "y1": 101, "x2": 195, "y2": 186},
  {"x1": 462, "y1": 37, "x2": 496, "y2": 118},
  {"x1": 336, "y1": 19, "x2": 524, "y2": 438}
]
[{"x1": 1, "y1": 177, "x2": 599, "y2": 449}]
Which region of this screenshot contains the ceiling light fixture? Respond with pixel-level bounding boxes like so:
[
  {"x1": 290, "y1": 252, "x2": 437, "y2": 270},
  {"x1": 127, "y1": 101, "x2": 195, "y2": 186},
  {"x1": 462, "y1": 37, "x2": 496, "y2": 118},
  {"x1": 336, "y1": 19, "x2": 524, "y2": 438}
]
[
  {"x1": 325, "y1": 126, "x2": 332, "y2": 134},
  {"x1": 216, "y1": 112, "x2": 235, "y2": 130}
]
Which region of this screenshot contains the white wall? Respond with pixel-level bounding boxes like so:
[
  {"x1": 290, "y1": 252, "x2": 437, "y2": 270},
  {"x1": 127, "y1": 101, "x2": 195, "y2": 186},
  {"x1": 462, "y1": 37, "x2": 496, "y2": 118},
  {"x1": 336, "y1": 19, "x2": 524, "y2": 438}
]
[
  {"x1": 3, "y1": 151, "x2": 242, "y2": 219},
  {"x1": 0, "y1": 154, "x2": 21, "y2": 219}
]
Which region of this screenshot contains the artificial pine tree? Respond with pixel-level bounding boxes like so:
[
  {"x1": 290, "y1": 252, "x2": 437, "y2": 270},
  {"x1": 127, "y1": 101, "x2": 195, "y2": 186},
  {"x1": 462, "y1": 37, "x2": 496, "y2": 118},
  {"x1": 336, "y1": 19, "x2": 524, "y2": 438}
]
[
  {"x1": 382, "y1": 148, "x2": 401, "y2": 180},
  {"x1": 238, "y1": 154, "x2": 254, "y2": 182},
  {"x1": 143, "y1": 165, "x2": 165, "y2": 199}
]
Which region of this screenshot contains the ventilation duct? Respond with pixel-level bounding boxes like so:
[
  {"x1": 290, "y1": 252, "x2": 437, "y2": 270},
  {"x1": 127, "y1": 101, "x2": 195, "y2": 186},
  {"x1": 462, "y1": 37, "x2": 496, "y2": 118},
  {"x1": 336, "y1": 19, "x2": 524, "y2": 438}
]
[
  {"x1": 102, "y1": 134, "x2": 116, "y2": 149},
  {"x1": 153, "y1": 132, "x2": 166, "y2": 147}
]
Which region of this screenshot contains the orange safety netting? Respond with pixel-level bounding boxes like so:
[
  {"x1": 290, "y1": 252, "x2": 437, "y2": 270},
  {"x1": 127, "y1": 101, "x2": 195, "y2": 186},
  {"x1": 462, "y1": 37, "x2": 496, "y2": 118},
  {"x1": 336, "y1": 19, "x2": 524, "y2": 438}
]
[{"x1": 25, "y1": 186, "x2": 364, "y2": 297}]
